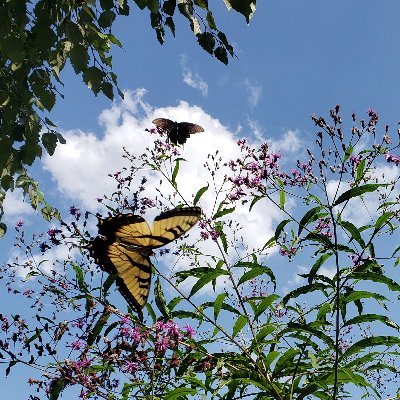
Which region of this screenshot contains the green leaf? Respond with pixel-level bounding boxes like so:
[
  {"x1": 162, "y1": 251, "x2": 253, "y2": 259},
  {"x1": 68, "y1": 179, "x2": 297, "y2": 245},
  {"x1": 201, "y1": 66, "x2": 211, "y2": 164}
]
[
  {"x1": 355, "y1": 158, "x2": 366, "y2": 182},
  {"x1": 339, "y1": 220, "x2": 365, "y2": 247},
  {"x1": 273, "y1": 348, "x2": 301, "y2": 376},
  {"x1": 213, "y1": 207, "x2": 235, "y2": 219},
  {"x1": 70, "y1": 44, "x2": 89, "y2": 73},
  {"x1": 49, "y1": 378, "x2": 66, "y2": 400},
  {"x1": 332, "y1": 184, "x2": 382, "y2": 207},
  {"x1": 254, "y1": 295, "x2": 279, "y2": 319},
  {"x1": 189, "y1": 269, "x2": 229, "y2": 297},
  {"x1": 214, "y1": 46, "x2": 228, "y2": 65},
  {"x1": 0, "y1": 223, "x2": 6, "y2": 238},
  {"x1": 308, "y1": 253, "x2": 332, "y2": 283},
  {"x1": 343, "y1": 290, "x2": 387, "y2": 304},
  {"x1": 172, "y1": 158, "x2": 183, "y2": 189},
  {"x1": 341, "y1": 336, "x2": 400, "y2": 360},
  {"x1": 83, "y1": 67, "x2": 104, "y2": 94},
  {"x1": 213, "y1": 292, "x2": 227, "y2": 320},
  {"x1": 102, "y1": 274, "x2": 117, "y2": 297},
  {"x1": 197, "y1": 32, "x2": 215, "y2": 55},
  {"x1": 164, "y1": 387, "x2": 197, "y2": 399},
  {"x1": 282, "y1": 283, "x2": 330, "y2": 305},
  {"x1": 42, "y1": 132, "x2": 58, "y2": 156},
  {"x1": 274, "y1": 219, "x2": 291, "y2": 240},
  {"x1": 73, "y1": 264, "x2": 86, "y2": 291},
  {"x1": 373, "y1": 212, "x2": 392, "y2": 234},
  {"x1": 232, "y1": 315, "x2": 248, "y2": 338},
  {"x1": 154, "y1": 278, "x2": 170, "y2": 319},
  {"x1": 133, "y1": 0, "x2": 147, "y2": 9},
  {"x1": 224, "y1": 0, "x2": 256, "y2": 23},
  {"x1": 343, "y1": 314, "x2": 399, "y2": 330},
  {"x1": 347, "y1": 272, "x2": 400, "y2": 292},
  {"x1": 87, "y1": 308, "x2": 110, "y2": 346},
  {"x1": 279, "y1": 187, "x2": 285, "y2": 210},
  {"x1": 298, "y1": 206, "x2": 323, "y2": 236},
  {"x1": 343, "y1": 144, "x2": 353, "y2": 163},
  {"x1": 193, "y1": 184, "x2": 208, "y2": 205}
]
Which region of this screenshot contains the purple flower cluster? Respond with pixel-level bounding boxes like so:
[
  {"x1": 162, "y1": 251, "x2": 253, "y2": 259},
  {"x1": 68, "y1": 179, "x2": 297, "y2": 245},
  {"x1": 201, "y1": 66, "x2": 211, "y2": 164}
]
[
  {"x1": 315, "y1": 218, "x2": 332, "y2": 239},
  {"x1": 227, "y1": 139, "x2": 314, "y2": 203},
  {"x1": 385, "y1": 153, "x2": 400, "y2": 166},
  {"x1": 198, "y1": 218, "x2": 219, "y2": 241}
]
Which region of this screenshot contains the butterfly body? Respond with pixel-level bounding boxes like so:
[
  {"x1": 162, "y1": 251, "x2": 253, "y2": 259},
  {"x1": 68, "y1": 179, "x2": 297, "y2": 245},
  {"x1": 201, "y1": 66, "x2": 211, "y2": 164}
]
[
  {"x1": 152, "y1": 118, "x2": 204, "y2": 145},
  {"x1": 87, "y1": 207, "x2": 201, "y2": 316}
]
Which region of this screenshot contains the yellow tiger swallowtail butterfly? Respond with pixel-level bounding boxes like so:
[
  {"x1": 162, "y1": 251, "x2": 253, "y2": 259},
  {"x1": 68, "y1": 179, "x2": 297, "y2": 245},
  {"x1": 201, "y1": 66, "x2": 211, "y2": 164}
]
[{"x1": 87, "y1": 207, "x2": 201, "y2": 318}]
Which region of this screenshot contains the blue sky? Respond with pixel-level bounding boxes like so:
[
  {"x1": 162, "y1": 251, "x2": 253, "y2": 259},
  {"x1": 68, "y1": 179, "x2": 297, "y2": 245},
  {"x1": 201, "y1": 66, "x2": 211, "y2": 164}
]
[{"x1": 1, "y1": 1, "x2": 400, "y2": 397}]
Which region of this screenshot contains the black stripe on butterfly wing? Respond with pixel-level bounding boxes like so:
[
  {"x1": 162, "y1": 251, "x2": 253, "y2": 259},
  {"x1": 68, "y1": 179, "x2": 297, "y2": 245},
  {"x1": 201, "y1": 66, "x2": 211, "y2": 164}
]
[
  {"x1": 107, "y1": 243, "x2": 152, "y2": 311},
  {"x1": 98, "y1": 213, "x2": 153, "y2": 247},
  {"x1": 86, "y1": 238, "x2": 152, "y2": 314},
  {"x1": 148, "y1": 206, "x2": 201, "y2": 248},
  {"x1": 97, "y1": 214, "x2": 147, "y2": 240}
]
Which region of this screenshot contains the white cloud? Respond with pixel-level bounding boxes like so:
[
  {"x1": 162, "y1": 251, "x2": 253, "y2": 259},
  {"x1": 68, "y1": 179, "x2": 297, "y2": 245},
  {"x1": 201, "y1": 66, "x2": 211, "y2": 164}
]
[
  {"x1": 244, "y1": 79, "x2": 262, "y2": 107},
  {"x1": 3, "y1": 189, "x2": 35, "y2": 222},
  {"x1": 42, "y1": 89, "x2": 303, "y2": 298},
  {"x1": 180, "y1": 55, "x2": 208, "y2": 96}
]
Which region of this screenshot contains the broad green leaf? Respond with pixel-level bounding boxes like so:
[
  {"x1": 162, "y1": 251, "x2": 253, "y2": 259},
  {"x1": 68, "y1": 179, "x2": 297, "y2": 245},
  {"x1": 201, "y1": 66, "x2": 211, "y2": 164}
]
[
  {"x1": 42, "y1": 132, "x2": 58, "y2": 156},
  {"x1": 232, "y1": 315, "x2": 248, "y2": 338},
  {"x1": 87, "y1": 308, "x2": 110, "y2": 346},
  {"x1": 225, "y1": 0, "x2": 256, "y2": 23},
  {"x1": 332, "y1": 184, "x2": 382, "y2": 207},
  {"x1": 172, "y1": 158, "x2": 183, "y2": 188},
  {"x1": 193, "y1": 184, "x2": 208, "y2": 205},
  {"x1": 70, "y1": 44, "x2": 89, "y2": 73},
  {"x1": 167, "y1": 296, "x2": 183, "y2": 311},
  {"x1": 343, "y1": 143, "x2": 353, "y2": 163},
  {"x1": 214, "y1": 46, "x2": 228, "y2": 65},
  {"x1": 238, "y1": 267, "x2": 269, "y2": 286}
]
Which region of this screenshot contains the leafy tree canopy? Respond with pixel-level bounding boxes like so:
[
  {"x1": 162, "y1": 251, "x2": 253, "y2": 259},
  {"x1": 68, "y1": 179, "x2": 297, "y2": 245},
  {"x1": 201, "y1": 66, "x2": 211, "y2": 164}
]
[{"x1": 0, "y1": 0, "x2": 256, "y2": 236}]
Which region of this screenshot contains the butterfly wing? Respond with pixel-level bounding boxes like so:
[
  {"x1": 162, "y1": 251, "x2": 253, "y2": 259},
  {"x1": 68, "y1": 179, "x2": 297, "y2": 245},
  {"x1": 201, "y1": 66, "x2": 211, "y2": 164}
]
[
  {"x1": 152, "y1": 118, "x2": 176, "y2": 131},
  {"x1": 87, "y1": 238, "x2": 152, "y2": 314},
  {"x1": 98, "y1": 213, "x2": 153, "y2": 247},
  {"x1": 149, "y1": 206, "x2": 201, "y2": 248},
  {"x1": 152, "y1": 118, "x2": 204, "y2": 145}
]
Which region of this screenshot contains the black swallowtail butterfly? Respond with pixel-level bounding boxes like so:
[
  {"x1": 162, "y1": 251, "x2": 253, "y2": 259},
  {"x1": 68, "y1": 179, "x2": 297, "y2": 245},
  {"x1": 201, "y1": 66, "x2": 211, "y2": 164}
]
[{"x1": 152, "y1": 118, "x2": 204, "y2": 145}]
